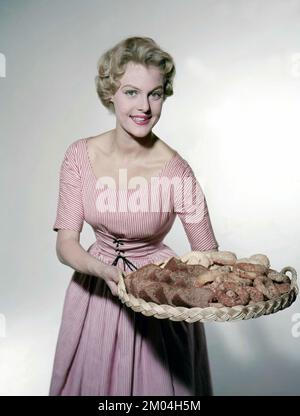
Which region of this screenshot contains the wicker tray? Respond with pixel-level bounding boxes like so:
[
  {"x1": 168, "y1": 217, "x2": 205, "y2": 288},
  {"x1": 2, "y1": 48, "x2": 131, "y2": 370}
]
[{"x1": 117, "y1": 256, "x2": 298, "y2": 323}]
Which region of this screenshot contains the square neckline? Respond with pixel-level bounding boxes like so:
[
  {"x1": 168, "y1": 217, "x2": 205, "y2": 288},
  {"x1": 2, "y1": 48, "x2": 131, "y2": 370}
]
[{"x1": 83, "y1": 137, "x2": 179, "y2": 191}]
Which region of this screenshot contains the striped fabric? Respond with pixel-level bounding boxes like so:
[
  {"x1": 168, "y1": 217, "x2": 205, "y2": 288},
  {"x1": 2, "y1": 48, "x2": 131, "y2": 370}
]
[{"x1": 49, "y1": 138, "x2": 218, "y2": 396}]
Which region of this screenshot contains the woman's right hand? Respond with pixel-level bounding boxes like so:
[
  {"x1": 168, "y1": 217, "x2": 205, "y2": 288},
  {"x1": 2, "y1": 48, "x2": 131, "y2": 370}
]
[{"x1": 103, "y1": 264, "x2": 124, "y2": 297}]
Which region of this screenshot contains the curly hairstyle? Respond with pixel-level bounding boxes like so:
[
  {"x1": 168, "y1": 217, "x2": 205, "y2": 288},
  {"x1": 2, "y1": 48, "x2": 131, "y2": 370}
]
[{"x1": 95, "y1": 36, "x2": 176, "y2": 114}]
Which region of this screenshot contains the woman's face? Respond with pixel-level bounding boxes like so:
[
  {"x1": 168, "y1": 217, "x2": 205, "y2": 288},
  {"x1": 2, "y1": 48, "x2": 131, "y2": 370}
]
[{"x1": 111, "y1": 62, "x2": 165, "y2": 139}]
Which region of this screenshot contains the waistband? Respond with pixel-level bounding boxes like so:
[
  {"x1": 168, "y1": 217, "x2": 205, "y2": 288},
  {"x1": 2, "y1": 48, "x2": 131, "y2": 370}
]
[
  {"x1": 92, "y1": 236, "x2": 164, "y2": 272},
  {"x1": 110, "y1": 237, "x2": 138, "y2": 271}
]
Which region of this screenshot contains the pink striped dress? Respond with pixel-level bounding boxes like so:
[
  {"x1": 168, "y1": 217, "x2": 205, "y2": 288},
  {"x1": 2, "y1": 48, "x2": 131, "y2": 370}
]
[{"x1": 49, "y1": 137, "x2": 218, "y2": 396}]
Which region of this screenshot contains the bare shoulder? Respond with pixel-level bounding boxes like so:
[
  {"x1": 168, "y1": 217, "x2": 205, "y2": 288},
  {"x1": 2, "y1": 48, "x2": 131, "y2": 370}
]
[
  {"x1": 86, "y1": 130, "x2": 113, "y2": 157},
  {"x1": 154, "y1": 137, "x2": 177, "y2": 160}
]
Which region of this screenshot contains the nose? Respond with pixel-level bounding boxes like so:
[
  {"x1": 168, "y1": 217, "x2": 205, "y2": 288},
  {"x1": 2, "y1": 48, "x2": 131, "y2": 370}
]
[{"x1": 137, "y1": 94, "x2": 151, "y2": 112}]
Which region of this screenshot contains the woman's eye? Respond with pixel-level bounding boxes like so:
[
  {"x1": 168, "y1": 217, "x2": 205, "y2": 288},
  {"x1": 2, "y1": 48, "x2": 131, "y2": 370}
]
[
  {"x1": 152, "y1": 91, "x2": 162, "y2": 98},
  {"x1": 125, "y1": 90, "x2": 137, "y2": 96},
  {"x1": 124, "y1": 90, "x2": 163, "y2": 98}
]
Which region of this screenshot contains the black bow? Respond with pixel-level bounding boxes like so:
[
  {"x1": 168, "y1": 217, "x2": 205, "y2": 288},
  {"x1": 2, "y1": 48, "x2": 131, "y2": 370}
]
[{"x1": 111, "y1": 238, "x2": 138, "y2": 272}]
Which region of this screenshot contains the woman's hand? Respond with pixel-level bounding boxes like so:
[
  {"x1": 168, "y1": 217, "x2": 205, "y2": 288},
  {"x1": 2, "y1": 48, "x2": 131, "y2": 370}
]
[{"x1": 103, "y1": 264, "x2": 124, "y2": 297}]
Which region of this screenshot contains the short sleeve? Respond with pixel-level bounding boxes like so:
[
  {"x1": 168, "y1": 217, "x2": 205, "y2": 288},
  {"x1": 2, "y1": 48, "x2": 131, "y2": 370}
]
[
  {"x1": 173, "y1": 162, "x2": 218, "y2": 251},
  {"x1": 53, "y1": 141, "x2": 84, "y2": 232}
]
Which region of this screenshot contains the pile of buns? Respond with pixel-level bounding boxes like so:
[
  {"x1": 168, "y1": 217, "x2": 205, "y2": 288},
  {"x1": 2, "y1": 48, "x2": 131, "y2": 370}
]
[{"x1": 124, "y1": 251, "x2": 291, "y2": 308}]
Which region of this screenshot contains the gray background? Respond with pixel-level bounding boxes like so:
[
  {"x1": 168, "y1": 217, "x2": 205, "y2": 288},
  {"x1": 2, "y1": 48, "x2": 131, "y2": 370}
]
[{"x1": 0, "y1": 0, "x2": 300, "y2": 395}]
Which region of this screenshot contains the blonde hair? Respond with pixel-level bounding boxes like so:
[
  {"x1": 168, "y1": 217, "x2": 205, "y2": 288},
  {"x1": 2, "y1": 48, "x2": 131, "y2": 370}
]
[{"x1": 95, "y1": 36, "x2": 176, "y2": 114}]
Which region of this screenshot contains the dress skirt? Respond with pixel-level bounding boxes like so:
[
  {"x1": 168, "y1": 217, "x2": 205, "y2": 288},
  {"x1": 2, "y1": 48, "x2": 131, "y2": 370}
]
[{"x1": 49, "y1": 269, "x2": 213, "y2": 396}]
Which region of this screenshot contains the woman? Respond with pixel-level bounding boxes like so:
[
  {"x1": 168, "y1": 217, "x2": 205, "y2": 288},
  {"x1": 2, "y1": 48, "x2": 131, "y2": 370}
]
[{"x1": 49, "y1": 36, "x2": 219, "y2": 396}]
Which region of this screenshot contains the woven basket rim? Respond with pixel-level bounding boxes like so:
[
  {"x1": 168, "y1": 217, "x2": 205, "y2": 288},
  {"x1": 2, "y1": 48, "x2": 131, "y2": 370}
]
[{"x1": 117, "y1": 258, "x2": 298, "y2": 323}]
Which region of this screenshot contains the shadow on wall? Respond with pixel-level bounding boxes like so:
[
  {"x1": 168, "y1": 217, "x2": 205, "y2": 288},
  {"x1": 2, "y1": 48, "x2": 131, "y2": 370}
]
[{"x1": 205, "y1": 299, "x2": 300, "y2": 396}]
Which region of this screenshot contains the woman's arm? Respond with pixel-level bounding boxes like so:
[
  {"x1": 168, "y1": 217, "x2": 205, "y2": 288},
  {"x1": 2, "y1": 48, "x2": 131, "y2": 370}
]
[
  {"x1": 56, "y1": 230, "x2": 112, "y2": 279},
  {"x1": 52, "y1": 141, "x2": 121, "y2": 296},
  {"x1": 174, "y1": 162, "x2": 219, "y2": 251},
  {"x1": 56, "y1": 230, "x2": 121, "y2": 296}
]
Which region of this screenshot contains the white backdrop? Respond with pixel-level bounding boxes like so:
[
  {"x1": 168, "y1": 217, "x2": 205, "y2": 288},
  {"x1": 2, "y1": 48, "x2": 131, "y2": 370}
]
[{"x1": 1, "y1": 0, "x2": 300, "y2": 395}]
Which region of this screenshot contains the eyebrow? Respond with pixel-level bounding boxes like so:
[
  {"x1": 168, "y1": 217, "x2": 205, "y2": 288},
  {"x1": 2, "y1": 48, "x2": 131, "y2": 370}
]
[{"x1": 122, "y1": 84, "x2": 163, "y2": 91}]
